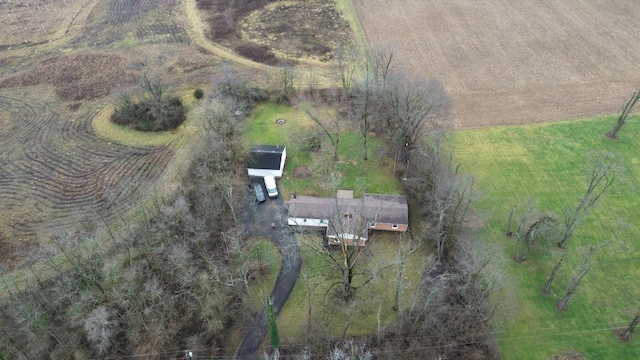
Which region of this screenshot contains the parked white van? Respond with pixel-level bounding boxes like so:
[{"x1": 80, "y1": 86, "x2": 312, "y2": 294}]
[{"x1": 263, "y1": 176, "x2": 279, "y2": 199}]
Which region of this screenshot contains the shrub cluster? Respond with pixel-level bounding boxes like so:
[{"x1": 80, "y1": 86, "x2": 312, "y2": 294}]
[
  {"x1": 197, "y1": 0, "x2": 272, "y2": 41},
  {"x1": 234, "y1": 43, "x2": 278, "y2": 65},
  {"x1": 111, "y1": 95, "x2": 186, "y2": 131}
]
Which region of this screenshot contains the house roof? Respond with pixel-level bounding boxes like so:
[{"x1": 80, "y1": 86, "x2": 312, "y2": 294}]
[
  {"x1": 248, "y1": 145, "x2": 285, "y2": 170},
  {"x1": 288, "y1": 193, "x2": 409, "y2": 226},
  {"x1": 288, "y1": 196, "x2": 336, "y2": 220},
  {"x1": 363, "y1": 194, "x2": 409, "y2": 225}
]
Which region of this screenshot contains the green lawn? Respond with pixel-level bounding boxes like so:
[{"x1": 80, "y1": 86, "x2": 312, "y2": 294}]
[
  {"x1": 451, "y1": 115, "x2": 640, "y2": 359},
  {"x1": 276, "y1": 232, "x2": 430, "y2": 344},
  {"x1": 244, "y1": 102, "x2": 402, "y2": 198},
  {"x1": 244, "y1": 102, "x2": 417, "y2": 349}
]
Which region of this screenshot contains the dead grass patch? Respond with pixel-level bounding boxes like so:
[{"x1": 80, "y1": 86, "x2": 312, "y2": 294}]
[
  {"x1": 196, "y1": 0, "x2": 351, "y2": 63},
  {"x1": 547, "y1": 350, "x2": 586, "y2": 360},
  {"x1": 239, "y1": 0, "x2": 351, "y2": 62},
  {"x1": 0, "y1": 0, "x2": 91, "y2": 46},
  {"x1": 292, "y1": 166, "x2": 313, "y2": 178},
  {"x1": 0, "y1": 57, "x2": 18, "y2": 68},
  {"x1": 0, "y1": 53, "x2": 135, "y2": 101},
  {"x1": 175, "y1": 52, "x2": 216, "y2": 73}
]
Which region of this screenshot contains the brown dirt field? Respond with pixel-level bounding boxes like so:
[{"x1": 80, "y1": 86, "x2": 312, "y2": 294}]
[
  {"x1": 0, "y1": 53, "x2": 136, "y2": 101},
  {"x1": 239, "y1": 1, "x2": 351, "y2": 62},
  {"x1": 0, "y1": 0, "x2": 94, "y2": 47},
  {"x1": 0, "y1": 0, "x2": 212, "y2": 271},
  {"x1": 353, "y1": 0, "x2": 640, "y2": 128}
]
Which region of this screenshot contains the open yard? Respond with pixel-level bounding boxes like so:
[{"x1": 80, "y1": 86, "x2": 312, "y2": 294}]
[
  {"x1": 353, "y1": 0, "x2": 640, "y2": 128},
  {"x1": 451, "y1": 116, "x2": 640, "y2": 359}
]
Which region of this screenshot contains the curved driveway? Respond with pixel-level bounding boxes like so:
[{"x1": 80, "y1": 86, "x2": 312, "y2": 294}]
[{"x1": 234, "y1": 185, "x2": 302, "y2": 359}]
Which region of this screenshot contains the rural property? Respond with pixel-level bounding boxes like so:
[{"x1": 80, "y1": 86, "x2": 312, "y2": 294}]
[{"x1": 1, "y1": 0, "x2": 640, "y2": 359}]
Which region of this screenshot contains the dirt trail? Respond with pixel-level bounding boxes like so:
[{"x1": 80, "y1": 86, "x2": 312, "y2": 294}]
[
  {"x1": 183, "y1": 0, "x2": 338, "y2": 86},
  {"x1": 183, "y1": 0, "x2": 272, "y2": 71}
]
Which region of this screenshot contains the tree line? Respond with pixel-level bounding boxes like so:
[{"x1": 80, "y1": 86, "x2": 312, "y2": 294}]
[
  {"x1": 261, "y1": 43, "x2": 503, "y2": 359},
  {"x1": 0, "y1": 79, "x2": 258, "y2": 358},
  {"x1": 0, "y1": 42, "x2": 507, "y2": 359}
]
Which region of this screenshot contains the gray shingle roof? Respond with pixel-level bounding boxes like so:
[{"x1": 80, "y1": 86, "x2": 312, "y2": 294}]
[{"x1": 288, "y1": 194, "x2": 408, "y2": 227}]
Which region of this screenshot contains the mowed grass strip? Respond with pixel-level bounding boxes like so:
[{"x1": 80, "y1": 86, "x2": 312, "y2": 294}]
[
  {"x1": 451, "y1": 115, "x2": 640, "y2": 359},
  {"x1": 92, "y1": 90, "x2": 201, "y2": 147}
]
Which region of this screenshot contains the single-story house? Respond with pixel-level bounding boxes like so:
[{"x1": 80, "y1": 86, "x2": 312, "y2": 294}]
[
  {"x1": 247, "y1": 145, "x2": 287, "y2": 178},
  {"x1": 287, "y1": 193, "x2": 409, "y2": 246}
]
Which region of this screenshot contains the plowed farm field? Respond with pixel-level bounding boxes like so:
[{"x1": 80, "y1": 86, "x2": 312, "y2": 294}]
[
  {"x1": 0, "y1": 0, "x2": 200, "y2": 270},
  {"x1": 354, "y1": 0, "x2": 640, "y2": 128}
]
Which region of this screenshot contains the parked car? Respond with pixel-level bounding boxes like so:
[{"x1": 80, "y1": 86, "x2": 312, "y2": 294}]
[
  {"x1": 254, "y1": 183, "x2": 265, "y2": 203},
  {"x1": 263, "y1": 176, "x2": 279, "y2": 199}
]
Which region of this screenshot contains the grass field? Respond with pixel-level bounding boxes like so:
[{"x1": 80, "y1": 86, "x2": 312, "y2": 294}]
[
  {"x1": 0, "y1": 0, "x2": 211, "y2": 270},
  {"x1": 451, "y1": 116, "x2": 640, "y2": 359},
  {"x1": 353, "y1": 0, "x2": 640, "y2": 129},
  {"x1": 275, "y1": 231, "x2": 430, "y2": 348},
  {"x1": 245, "y1": 102, "x2": 402, "y2": 198}
]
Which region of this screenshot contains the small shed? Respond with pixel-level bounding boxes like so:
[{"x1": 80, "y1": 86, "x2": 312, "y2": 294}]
[{"x1": 247, "y1": 145, "x2": 287, "y2": 178}]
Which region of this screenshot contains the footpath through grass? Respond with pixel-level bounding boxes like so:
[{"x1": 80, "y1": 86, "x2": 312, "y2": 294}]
[{"x1": 451, "y1": 115, "x2": 640, "y2": 359}]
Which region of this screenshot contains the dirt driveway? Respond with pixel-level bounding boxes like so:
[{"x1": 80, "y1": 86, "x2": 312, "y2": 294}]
[{"x1": 235, "y1": 179, "x2": 302, "y2": 359}]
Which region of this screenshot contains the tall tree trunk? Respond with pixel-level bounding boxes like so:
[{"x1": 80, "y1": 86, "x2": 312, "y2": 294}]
[
  {"x1": 622, "y1": 308, "x2": 640, "y2": 341},
  {"x1": 363, "y1": 132, "x2": 368, "y2": 161},
  {"x1": 506, "y1": 204, "x2": 517, "y2": 236},
  {"x1": 558, "y1": 264, "x2": 591, "y2": 311},
  {"x1": 610, "y1": 89, "x2": 640, "y2": 139},
  {"x1": 543, "y1": 256, "x2": 564, "y2": 294}
]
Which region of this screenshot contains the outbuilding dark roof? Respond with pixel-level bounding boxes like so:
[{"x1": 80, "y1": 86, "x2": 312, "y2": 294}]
[{"x1": 248, "y1": 145, "x2": 285, "y2": 170}]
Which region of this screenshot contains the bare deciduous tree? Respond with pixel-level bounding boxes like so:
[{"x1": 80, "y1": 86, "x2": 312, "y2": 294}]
[
  {"x1": 513, "y1": 200, "x2": 559, "y2": 262},
  {"x1": 352, "y1": 63, "x2": 376, "y2": 161},
  {"x1": 609, "y1": 89, "x2": 640, "y2": 139},
  {"x1": 311, "y1": 145, "x2": 342, "y2": 193},
  {"x1": 506, "y1": 204, "x2": 517, "y2": 236},
  {"x1": 384, "y1": 74, "x2": 452, "y2": 152},
  {"x1": 83, "y1": 306, "x2": 117, "y2": 355},
  {"x1": 401, "y1": 142, "x2": 475, "y2": 263},
  {"x1": 433, "y1": 174, "x2": 475, "y2": 262},
  {"x1": 385, "y1": 236, "x2": 503, "y2": 359},
  {"x1": 335, "y1": 44, "x2": 359, "y2": 93},
  {"x1": 558, "y1": 241, "x2": 610, "y2": 311},
  {"x1": 621, "y1": 307, "x2": 640, "y2": 341},
  {"x1": 543, "y1": 254, "x2": 564, "y2": 294},
  {"x1": 393, "y1": 232, "x2": 421, "y2": 313},
  {"x1": 370, "y1": 43, "x2": 398, "y2": 85},
  {"x1": 299, "y1": 195, "x2": 381, "y2": 302},
  {"x1": 306, "y1": 105, "x2": 342, "y2": 162},
  {"x1": 559, "y1": 151, "x2": 619, "y2": 248},
  {"x1": 275, "y1": 64, "x2": 296, "y2": 104}
]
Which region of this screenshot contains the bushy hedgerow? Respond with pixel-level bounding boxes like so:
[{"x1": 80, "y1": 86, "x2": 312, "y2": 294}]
[
  {"x1": 111, "y1": 95, "x2": 186, "y2": 131},
  {"x1": 111, "y1": 75, "x2": 186, "y2": 132},
  {"x1": 234, "y1": 43, "x2": 278, "y2": 65}
]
